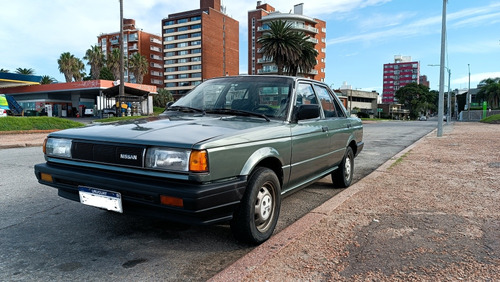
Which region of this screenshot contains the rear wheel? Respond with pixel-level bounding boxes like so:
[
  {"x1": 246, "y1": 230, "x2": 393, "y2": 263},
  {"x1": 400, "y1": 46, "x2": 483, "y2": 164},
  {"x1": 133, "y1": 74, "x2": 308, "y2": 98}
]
[
  {"x1": 332, "y1": 146, "x2": 354, "y2": 188},
  {"x1": 230, "y1": 167, "x2": 281, "y2": 245}
]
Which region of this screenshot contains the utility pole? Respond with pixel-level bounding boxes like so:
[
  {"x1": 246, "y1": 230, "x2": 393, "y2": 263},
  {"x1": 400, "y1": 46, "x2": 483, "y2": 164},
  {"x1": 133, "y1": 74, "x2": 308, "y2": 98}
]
[
  {"x1": 437, "y1": 0, "x2": 446, "y2": 137},
  {"x1": 119, "y1": 0, "x2": 125, "y2": 98}
]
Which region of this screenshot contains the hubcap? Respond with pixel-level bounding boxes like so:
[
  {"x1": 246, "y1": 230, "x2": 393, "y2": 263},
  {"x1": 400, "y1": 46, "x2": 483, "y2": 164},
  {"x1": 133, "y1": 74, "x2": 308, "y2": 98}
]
[
  {"x1": 344, "y1": 156, "x2": 352, "y2": 180},
  {"x1": 254, "y1": 184, "x2": 274, "y2": 230}
]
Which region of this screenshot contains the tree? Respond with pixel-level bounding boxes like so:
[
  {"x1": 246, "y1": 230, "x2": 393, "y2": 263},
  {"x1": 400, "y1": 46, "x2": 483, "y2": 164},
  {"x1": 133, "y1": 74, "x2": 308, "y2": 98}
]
[
  {"x1": 128, "y1": 52, "x2": 148, "y2": 84},
  {"x1": 99, "y1": 66, "x2": 114, "y2": 80},
  {"x1": 395, "y1": 82, "x2": 435, "y2": 119},
  {"x1": 286, "y1": 36, "x2": 318, "y2": 76},
  {"x1": 106, "y1": 48, "x2": 121, "y2": 81},
  {"x1": 58, "y1": 52, "x2": 77, "y2": 82},
  {"x1": 40, "y1": 75, "x2": 56, "y2": 84},
  {"x1": 72, "y1": 58, "x2": 86, "y2": 82},
  {"x1": 154, "y1": 88, "x2": 174, "y2": 107},
  {"x1": 84, "y1": 45, "x2": 105, "y2": 80},
  {"x1": 0, "y1": 69, "x2": 9, "y2": 73},
  {"x1": 477, "y1": 78, "x2": 500, "y2": 109},
  {"x1": 257, "y1": 20, "x2": 302, "y2": 75},
  {"x1": 15, "y1": 68, "x2": 35, "y2": 75}
]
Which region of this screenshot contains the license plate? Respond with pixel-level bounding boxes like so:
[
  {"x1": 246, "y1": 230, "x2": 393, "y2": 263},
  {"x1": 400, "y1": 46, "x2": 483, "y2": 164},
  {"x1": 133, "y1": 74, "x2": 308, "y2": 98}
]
[{"x1": 78, "y1": 186, "x2": 123, "y2": 213}]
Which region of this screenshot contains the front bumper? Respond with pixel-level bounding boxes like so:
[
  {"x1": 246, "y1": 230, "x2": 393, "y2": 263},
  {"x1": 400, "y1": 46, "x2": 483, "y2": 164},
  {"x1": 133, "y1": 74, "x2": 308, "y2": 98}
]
[{"x1": 34, "y1": 162, "x2": 248, "y2": 225}]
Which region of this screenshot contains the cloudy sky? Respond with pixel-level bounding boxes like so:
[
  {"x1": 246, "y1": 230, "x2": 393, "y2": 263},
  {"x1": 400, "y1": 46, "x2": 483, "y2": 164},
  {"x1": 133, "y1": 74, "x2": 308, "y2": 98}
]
[{"x1": 1, "y1": 0, "x2": 499, "y2": 93}]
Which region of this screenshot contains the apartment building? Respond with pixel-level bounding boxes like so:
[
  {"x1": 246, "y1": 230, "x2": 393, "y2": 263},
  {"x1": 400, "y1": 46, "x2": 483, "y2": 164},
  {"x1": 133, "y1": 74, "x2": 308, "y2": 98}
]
[
  {"x1": 162, "y1": 0, "x2": 239, "y2": 99},
  {"x1": 248, "y1": 2, "x2": 326, "y2": 81},
  {"x1": 382, "y1": 55, "x2": 420, "y2": 104},
  {"x1": 97, "y1": 19, "x2": 164, "y2": 88}
]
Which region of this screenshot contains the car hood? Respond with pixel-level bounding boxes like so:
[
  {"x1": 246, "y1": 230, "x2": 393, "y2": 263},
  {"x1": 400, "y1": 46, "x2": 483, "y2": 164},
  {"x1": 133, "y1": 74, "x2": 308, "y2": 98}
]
[{"x1": 49, "y1": 114, "x2": 284, "y2": 149}]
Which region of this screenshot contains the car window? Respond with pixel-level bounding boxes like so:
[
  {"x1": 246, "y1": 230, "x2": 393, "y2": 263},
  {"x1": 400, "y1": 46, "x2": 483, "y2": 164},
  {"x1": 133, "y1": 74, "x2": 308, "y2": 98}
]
[
  {"x1": 295, "y1": 83, "x2": 318, "y2": 107},
  {"x1": 313, "y1": 84, "x2": 346, "y2": 118}
]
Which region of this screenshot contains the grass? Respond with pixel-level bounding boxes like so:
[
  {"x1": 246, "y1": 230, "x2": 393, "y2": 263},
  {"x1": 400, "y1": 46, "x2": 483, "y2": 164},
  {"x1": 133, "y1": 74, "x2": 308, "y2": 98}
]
[
  {"x1": 0, "y1": 116, "x2": 85, "y2": 132},
  {"x1": 480, "y1": 114, "x2": 500, "y2": 124},
  {"x1": 389, "y1": 151, "x2": 410, "y2": 169}
]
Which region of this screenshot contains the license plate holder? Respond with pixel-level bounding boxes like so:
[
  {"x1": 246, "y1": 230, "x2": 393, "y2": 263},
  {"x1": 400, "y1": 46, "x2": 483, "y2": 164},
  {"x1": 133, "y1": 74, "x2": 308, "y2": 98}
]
[{"x1": 78, "y1": 186, "x2": 123, "y2": 213}]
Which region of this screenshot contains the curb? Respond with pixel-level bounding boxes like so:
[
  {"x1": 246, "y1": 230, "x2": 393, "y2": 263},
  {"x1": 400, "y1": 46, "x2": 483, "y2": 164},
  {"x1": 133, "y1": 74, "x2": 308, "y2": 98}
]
[{"x1": 210, "y1": 129, "x2": 437, "y2": 281}]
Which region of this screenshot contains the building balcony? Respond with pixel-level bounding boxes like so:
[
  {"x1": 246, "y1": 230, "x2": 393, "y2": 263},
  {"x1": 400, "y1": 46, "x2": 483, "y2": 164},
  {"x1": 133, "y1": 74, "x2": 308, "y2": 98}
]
[{"x1": 257, "y1": 57, "x2": 273, "y2": 63}]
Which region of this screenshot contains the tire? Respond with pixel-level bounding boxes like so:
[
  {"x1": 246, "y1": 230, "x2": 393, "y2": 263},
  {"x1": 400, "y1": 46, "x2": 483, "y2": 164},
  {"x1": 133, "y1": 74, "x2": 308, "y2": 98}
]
[
  {"x1": 332, "y1": 146, "x2": 354, "y2": 188},
  {"x1": 230, "y1": 167, "x2": 281, "y2": 245}
]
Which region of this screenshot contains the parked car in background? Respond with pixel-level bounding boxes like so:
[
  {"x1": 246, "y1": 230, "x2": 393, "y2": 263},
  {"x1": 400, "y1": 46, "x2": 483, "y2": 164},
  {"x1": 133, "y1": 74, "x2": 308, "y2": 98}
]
[{"x1": 34, "y1": 75, "x2": 364, "y2": 244}]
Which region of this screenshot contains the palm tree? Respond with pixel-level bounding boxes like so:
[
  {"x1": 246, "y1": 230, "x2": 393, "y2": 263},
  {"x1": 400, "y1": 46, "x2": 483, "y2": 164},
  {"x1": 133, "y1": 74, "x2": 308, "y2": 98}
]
[
  {"x1": 128, "y1": 53, "x2": 149, "y2": 84},
  {"x1": 58, "y1": 52, "x2": 76, "y2": 82},
  {"x1": 72, "y1": 58, "x2": 86, "y2": 82},
  {"x1": 40, "y1": 75, "x2": 56, "y2": 84},
  {"x1": 0, "y1": 69, "x2": 10, "y2": 73},
  {"x1": 15, "y1": 68, "x2": 35, "y2": 75},
  {"x1": 257, "y1": 20, "x2": 302, "y2": 75},
  {"x1": 477, "y1": 78, "x2": 500, "y2": 109},
  {"x1": 84, "y1": 45, "x2": 105, "y2": 80},
  {"x1": 106, "y1": 48, "x2": 121, "y2": 81},
  {"x1": 286, "y1": 36, "x2": 318, "y2": 76}
]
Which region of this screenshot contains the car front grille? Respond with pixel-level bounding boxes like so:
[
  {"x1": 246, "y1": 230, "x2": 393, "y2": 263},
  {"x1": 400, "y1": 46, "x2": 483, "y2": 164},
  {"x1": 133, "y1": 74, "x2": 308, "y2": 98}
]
[{"x1": 71, "y1": 141, "x2": 145, "y2": 168}]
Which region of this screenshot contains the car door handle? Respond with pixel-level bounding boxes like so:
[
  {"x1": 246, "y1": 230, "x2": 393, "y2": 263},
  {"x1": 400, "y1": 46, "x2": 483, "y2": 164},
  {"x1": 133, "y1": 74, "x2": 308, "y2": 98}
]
[{"x1": 322, "y1": 126, "x2": 329, "y2": 132}]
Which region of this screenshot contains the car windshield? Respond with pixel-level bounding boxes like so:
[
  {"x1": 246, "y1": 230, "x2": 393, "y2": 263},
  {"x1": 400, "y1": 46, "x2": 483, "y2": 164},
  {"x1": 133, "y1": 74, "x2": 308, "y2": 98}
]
[{"x1": 168, "y1": 76, "x2": 293, "y2": 120}]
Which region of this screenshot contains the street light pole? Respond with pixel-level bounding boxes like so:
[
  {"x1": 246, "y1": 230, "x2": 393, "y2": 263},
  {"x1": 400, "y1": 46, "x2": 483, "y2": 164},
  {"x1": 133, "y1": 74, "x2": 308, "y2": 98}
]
[
  {"x1": 437, "y1": 0, "x2": 446, "y2": 137},
  {"x1": 119, "y1": 0, "x2": 125, "y2": 98}
]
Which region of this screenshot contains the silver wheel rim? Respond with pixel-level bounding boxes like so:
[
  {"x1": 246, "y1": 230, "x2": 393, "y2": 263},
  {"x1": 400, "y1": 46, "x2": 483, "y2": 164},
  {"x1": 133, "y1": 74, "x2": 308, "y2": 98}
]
[
  {"x1": 254, "y1": 183, "x2": 274, "y2": 231},
  {"x1": 344, "y1": 155, "x2": 352, "y2": 181}
]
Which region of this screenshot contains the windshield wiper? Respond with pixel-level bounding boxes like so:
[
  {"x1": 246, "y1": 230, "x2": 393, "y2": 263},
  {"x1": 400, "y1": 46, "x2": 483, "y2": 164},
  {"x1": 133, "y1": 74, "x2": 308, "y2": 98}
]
[
  {"x1": 206, "y1": 108, "x2": 270, "y2": 122},
  {"x1": 167, "y1": 106, "x2": 206, "y2": 115}
]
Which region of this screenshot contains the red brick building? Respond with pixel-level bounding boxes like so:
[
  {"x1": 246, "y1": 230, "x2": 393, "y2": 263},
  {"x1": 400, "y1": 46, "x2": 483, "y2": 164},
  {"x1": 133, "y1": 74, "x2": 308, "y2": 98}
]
[
  {"x1": 97, "y1": 19, "x2": 163, "y2": 88},
  {"x1": 248, "y1": 2, "x2": 326, "y2": 82},
  {"x1": 382, "y1": 55, "x2": 420, "y2": 104},
  {"x1": 162, "y1": 0, "x2": 239, "y2": 99}
]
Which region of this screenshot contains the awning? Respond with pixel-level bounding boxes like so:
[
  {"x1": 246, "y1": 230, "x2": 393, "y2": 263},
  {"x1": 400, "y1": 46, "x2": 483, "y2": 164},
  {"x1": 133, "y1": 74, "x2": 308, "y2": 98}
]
[{"x1": 0, "y1": 73, "x2": 42, "y2": 88}]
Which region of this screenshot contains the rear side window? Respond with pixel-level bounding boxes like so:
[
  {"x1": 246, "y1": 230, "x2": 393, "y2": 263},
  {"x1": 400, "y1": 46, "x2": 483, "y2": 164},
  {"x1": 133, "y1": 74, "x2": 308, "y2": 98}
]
[{"x1": 313, "y1": 84, "x2": 346, "y2": 118}]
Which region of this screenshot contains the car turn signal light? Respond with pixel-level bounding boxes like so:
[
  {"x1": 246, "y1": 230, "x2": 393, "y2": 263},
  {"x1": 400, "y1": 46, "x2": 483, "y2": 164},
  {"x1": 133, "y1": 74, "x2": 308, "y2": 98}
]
[
  {"x1": 189, "y1": 150, "x2": 208, "y2": 172},
  {"x1": 160, "y1": 195, "x2": 184, "y2": 208}
]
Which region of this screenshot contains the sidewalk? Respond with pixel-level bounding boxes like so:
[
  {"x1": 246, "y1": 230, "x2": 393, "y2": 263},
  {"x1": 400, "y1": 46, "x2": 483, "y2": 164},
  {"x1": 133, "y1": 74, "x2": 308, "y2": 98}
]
[{"x1": 212, "y1": 122, "x2": 500, "y2": 281}]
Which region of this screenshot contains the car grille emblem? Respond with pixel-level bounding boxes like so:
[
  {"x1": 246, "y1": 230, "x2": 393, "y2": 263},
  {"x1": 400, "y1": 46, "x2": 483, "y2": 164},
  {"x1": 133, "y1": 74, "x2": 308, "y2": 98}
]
[{"x1": 120, "y1": 153, "x2": 138, "y2": 160}]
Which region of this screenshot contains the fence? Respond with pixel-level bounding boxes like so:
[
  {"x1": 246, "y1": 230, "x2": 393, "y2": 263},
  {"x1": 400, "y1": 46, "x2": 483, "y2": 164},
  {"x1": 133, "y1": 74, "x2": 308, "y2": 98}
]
[{"x1": 459, "y1": 110, "x2": 500, "y2": 121}]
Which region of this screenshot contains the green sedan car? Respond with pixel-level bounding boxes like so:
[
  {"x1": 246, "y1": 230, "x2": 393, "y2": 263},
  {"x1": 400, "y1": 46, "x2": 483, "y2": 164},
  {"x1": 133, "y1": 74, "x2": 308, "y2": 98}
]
[{"x1": 35, "y1": 75, "x2": 363, "y2": 244}]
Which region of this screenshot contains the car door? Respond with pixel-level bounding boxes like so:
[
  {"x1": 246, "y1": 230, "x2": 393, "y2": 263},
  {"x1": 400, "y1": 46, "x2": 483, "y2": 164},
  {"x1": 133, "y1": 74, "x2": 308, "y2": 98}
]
[
  {"x1": 313, "y1": 84, "x2": 351, "y2": 166},
  {"x1": 285, "y1": 82, "x2": 332, "y2": 192}
]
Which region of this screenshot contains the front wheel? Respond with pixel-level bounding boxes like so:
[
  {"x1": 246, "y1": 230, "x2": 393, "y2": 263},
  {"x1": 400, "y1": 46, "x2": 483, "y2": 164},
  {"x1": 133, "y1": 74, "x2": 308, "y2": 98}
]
[
  {"x1": 331, "y1": 146, "x2": 354, "y2": 188},
  {"x1": 230, "y1": 167, "x2": 281, "y2": 245}
]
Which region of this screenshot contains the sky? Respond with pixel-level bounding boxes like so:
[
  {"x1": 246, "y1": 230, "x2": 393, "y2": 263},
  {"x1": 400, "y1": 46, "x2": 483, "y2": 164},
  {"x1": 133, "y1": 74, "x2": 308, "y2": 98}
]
[{"x1": 1, "y1": 0, "x2": 499, "y2": 94}]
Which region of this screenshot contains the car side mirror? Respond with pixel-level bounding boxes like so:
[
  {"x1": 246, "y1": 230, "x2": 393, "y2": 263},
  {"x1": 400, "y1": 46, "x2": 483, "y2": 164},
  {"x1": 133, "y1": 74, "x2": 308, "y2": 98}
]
[
  {"x1": 166, "y1": 101, "x2": 174, "y2": 109},
  {"x1": 293, "y1": 104, "x2": 320, "y2": 122}
]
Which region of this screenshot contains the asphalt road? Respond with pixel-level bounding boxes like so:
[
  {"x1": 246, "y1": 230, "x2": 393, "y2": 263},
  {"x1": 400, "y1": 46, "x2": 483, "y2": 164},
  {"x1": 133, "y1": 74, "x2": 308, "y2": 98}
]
[{"x1": 0, "y1": 120, "x2": 437, "y2": 281}]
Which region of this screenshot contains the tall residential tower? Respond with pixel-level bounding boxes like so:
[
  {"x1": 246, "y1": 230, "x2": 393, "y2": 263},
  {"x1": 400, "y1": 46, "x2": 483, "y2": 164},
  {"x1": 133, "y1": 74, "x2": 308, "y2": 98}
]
[
  {"x1": 98, "y1": 19, "x2": 163, "y2": 88},
  {"x1": 382, "y1": 55, "x2": 420, "y2": 104},
  {"x1": 248, "y1": 2, "x2": 326, "y2": 81},
  {"x1": 162, "y1": 0, "x2": 239, "y2": 99}
]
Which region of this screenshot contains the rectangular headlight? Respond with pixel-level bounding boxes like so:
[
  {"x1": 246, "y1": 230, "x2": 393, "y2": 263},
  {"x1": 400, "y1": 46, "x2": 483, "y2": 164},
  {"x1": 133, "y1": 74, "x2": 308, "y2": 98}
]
[
  {"x1": 45, "y1": 138, "x2": 72, "y2": 158},
  {"x1": 145, "y1": 148, "x2": 191, "y2": 171}
]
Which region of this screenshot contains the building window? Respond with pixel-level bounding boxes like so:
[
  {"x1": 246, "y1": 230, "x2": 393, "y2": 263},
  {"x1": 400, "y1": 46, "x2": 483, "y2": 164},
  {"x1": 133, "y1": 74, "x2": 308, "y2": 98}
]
[
  {"x1": 192, "y1": 73, "x2": 201, "y2": 78},
  {"x1": 179, "y1": 50, "x2": 189, "y2": 55},
  {"x1": 165, "y1": 67, "x2": 176, "y2": 72},
  {"x1": 166, "y1": 83, "x2": 176, "y2": 87},
  {"x1": 165, "y1": 52, "x2": 175, "y2": 57},
  {"x1": 191, "y1": 16, "x2": 201, "y2": 21},
  {"x1": 178, "y1": 58, "x2": 189, "y2": 63},
  {"x1": 177, "y1": 34, "x2": 188, "y2": 40},
  {"x1": 165, "y1": 43, "x2": 175, "y2": 49},
  {"x1": 191, "y1": 56, "x2": 201, "y2": 62},
  {"x1": 191, "y1": 40, "x2": 201, "y2": 46},
  {"x1": 191, "y1": 32, "x2": 201, "y2": 38},
  {"x1": 165, "y1": 28, "x2": 175, "y2": 33},
  {"x1": 192, "y1": 48, "x2": 201, "y2": 54},
  {"x1": 178, "y1": 66, "x2": 189, "y2": 71},
  {"x1": 177, "y1": 42, "x2": 188, "y2": 48},
  {"x1": 179, "y1": 74, "x2": 189, "y2": 79},
  {"x1": 190, "y1": 24, "x2": 201, "y2": 29},
  {"x1": 192, "y1": 65, "x2": 201, "y2": 70},
  {"x1": 164, "y1": 20, "x2": 175, "y2": 26},
  {"x1": 166, "y1": 36, "x2": 175, "y2": 41},
  {"x1": 165, "y1": 59, "x2": 176, "y2": 64},
  {"x1": 166, "y1": 75, "x2": 176, "y2": 79},
  {"x1": 178, "y1": 18, "x2": 188, "y2": 24}
]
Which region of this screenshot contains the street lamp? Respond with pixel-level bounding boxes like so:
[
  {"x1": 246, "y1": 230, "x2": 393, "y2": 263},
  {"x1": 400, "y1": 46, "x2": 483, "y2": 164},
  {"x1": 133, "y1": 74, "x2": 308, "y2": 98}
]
[{"x1": 429, "y1": 64, "x2": 451, "y2": 123}]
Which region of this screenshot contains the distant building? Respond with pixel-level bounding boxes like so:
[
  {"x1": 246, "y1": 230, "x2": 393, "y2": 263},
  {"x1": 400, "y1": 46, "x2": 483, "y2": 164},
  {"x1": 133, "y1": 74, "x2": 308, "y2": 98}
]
[
  {"x1": 382, "y1": 55, "x2": 420, "y2": 103},
  {"x1": 162, "y1": 0, "x2": 239, "y2": 99},
  {"x1": 338, "y1": 82, "x2": 379, "y2": 115},
  {"x1": 248, "y1": 2, "x2": 326, "y2": 81},
  {"x1": 419, "y1": 75, "x2": 430, "y2": 88},
  {"x1": 97, "y1": 19, "x2": 164, "y2": 88}
]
